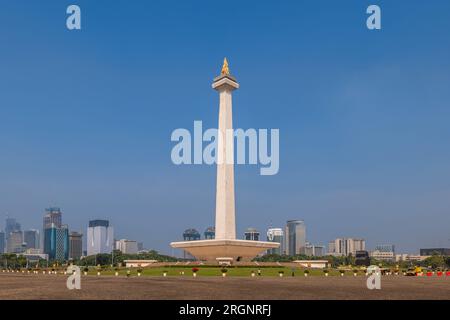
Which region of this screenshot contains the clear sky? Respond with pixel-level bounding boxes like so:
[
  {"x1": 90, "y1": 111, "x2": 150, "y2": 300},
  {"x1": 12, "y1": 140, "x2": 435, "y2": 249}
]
[{"x1": 0, "y1": 0, "x2": 449, "y2": 254}]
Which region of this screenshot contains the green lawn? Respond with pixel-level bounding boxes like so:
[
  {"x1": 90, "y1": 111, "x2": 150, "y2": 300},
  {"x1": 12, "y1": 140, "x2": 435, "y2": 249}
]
[{"x1": 81, "y1": 266, "x2": 349, "y2": 277}]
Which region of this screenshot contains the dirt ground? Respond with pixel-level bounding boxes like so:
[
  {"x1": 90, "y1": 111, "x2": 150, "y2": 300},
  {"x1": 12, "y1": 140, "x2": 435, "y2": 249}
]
[{"x1": 0, "y1": 273, "x2": 448, "y2": 300}]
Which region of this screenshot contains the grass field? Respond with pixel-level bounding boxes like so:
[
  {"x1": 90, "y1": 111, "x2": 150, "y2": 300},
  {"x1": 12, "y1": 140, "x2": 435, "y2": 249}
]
[{"x1": 80, "y1": 266, "x2": 350, "y2": 277}]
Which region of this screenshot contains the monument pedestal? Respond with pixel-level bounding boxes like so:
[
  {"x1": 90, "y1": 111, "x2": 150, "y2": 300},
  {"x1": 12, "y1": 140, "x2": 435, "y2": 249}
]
[{"x1": 170, "y1": 239, "x2": 279, "y2": 263}]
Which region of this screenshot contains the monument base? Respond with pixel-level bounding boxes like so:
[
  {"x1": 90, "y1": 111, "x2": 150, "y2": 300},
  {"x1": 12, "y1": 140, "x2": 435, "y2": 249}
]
[{"x1": 170, "y1": 239, "x2": 279, "y2": 263}]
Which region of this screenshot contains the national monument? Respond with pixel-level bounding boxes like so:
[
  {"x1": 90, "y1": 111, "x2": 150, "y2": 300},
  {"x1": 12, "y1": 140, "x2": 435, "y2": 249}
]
[{"x1": 170, "y1": 59, "x2": 279, "y2": 263}]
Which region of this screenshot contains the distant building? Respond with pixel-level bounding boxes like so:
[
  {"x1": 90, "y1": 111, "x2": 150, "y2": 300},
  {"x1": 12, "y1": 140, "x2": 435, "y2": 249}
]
[
  {"x1": 43, "y1": 207, "x2": 62, "y2": 229},
  {"x1": 69, "y1": 232, "x2": 83, "y2": 260},
  {"x1": 376, "y1": 244, "x2": 395, "y2": 253},
  {"x1": 328, "y1": 241, "x2": 335, "y2": 254},
  {"x1": 355, "y1": 250, "x2": 370, "y2": 266},
  {"x1": 25, "y1": 248, "x2": 43, "y2": 254},
  {"x1": 420, "y1": 248, "x2": 450, "y2": 256},
  {"x1": 395, "y1": 254, "x2": 425, "y2": 262},
  {"x1": 244, "y1": 228, "x2": 260, "y2": 241},
  {"x1": 55, "y1": 225, "x2": 69, "y2": 261},
  {"x1": 0, "y1": 232, "x2": 5, "y2": 254},
  {"x1": 328, "y1": 238, "x2": 365, "y2": 256},
  {"x1": 5, "y1": 217, "x2": 21, "y2": 239},
  {"x1": 43, "y1": 207, "x2": 63, "y2": 258},
  {"x1": 44, "y1": 223, "x2": 69, "y2": 261},
  {"x1": 285, "y1": 220, "x2": 306, "y2": 255},
  {"x1": 183, "y1": 228, "x2": 201, "y2": 241},
  {"x1": 304, "y1": 243, "x2": 325, "y2": 257},
  {"x1": 116, "y1": 239, "x2": 138, "y2": 254},
  {"x1": 137, "y1": 242, "x2": 144, "y2": 251},
  {"x1": 5, "y1": 217, "x2": 21, "y2": 251},
  {"x1": 22, "y1": 251, "x2": 49, "y2": 263},
  {"x1": 7, "y1": 230, "x2": 24, "y2": 253},
  {"x1": 87, "y1": 220, "x2": 114, "y2": 256},
  {"x1": 370, "y1": 250, "x2": 395, "y2": 261},
  {"x1": 266, "y1": 228, "x2": 284, "y2": 255},
  {"x1": 24, "y1": 229, "x2": 40, "y2": 249},
  {"x1": 182, "y1": 228, "x2": 200, "y2": 259},
  {"x1": 204, "y1": 227, "x2": 215, "y2": 239},
  {"x1": 370, "y1": 244, "x2": 395, "y2": 261}
]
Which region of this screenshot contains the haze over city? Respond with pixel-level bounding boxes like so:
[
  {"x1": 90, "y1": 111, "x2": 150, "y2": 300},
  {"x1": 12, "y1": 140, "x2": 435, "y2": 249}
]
[{"x1": 1, "y1": 1, "x2": 450, "y2": 255}]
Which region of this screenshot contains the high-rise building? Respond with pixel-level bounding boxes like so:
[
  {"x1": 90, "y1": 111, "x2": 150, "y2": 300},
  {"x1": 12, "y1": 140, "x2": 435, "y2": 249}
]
[
  {"x1": 244, "y1": 228, "x2": 260, "y2": 241},
  {"x1": 69, "y1": 232, "x2": 83, "y2": 260},
  {"x1": 44, "y1": 223, "x2": 69, "y2": 261},
  {"x1": 116, "y1": 239, "x2": 138, "y2": 254},
  {"x1": 304, "y1": 243, "x2": 325, "y2": 257},
  {"x1": 55, "y1": 225, "x2": 69, "y2": 261},
  {"x1": 266, "y1": 228, "x2": 284, "y2": 255},
  {"x1": 328, "y1": 241, "x2": 335, "y2": 254},
  {"x1": 87, "y1": 220, "x2": 114, "y2": 256},
  {"x1": 204, "y1": 227, "x2": 215, "y2": 239},
  {"x1": 285, "y1": 220, "x2": 306, "y2": 255},
  {"x1": 43, "y1": 207, "x2": 62, "y2": 229},
  {"x1": 5, "y1": 217, "x2": 21, "y2": 238},
  {"x1": 7, "y1": 230, "x2": 24, "y2": 253},
  {"x1": 43, "y1": 207, "x2": 63, "y2": 256},
  {"x1": 137, "y1": 242, "x2": 144, "y2": 251},
  {"x1": 24, "y1": 229, "x2": 40, "y2": 249},
  {"x1": 0, "y1": 231, "x2": 5, "y2": 254},
  {"x1": 182, "y1": 228, "x2": 200, "y2": 259},
  {"x1": 328, "y1": 238, "x2": 366, "y2": 256},
  {"x1": 5, "y1": 217, "x2": 21, "y2": 251}
]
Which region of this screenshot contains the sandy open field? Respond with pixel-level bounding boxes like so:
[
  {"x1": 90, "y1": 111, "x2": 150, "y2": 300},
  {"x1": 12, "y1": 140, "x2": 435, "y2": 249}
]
[{"x1": 0, "y1": 273, "x2": 448, "y2": 300}]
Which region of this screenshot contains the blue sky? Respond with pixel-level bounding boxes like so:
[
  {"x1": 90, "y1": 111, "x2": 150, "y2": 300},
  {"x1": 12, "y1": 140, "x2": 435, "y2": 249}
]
[{"x1": 0, "y1": 0, "x2": 449, "y2": 254}]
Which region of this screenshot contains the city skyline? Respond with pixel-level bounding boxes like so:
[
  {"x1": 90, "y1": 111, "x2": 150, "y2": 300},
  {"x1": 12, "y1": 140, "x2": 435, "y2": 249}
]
[
  {"x1": 1, "y1": 1, "x2": 450, "y2": 255},
  {"x1": 0, "y1": 209, "x2": 440, "y2": 256}
]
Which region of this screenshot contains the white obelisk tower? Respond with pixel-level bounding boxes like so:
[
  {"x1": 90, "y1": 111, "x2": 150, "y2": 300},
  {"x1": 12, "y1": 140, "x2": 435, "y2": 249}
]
[
  {"x1": 212, "y1": 58, "x2": 239, "y2": 240},
  {"x1": 170, "y1": 59, "x2": 279, "y2": 262}
]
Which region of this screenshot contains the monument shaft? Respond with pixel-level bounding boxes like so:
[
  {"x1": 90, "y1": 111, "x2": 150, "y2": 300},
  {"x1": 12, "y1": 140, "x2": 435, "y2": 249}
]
[{"x1": 215, "y1": 88, "x2": 236, "y2": 240}]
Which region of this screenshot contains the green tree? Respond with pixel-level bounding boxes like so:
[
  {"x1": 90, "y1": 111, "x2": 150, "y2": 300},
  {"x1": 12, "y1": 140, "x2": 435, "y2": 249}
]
[
  {"x1": 445, "y1": 256, "x2": 450, "y2": 268},
  {"x1": 422, "y1": 254, "x2": 446, "y2": 269}
]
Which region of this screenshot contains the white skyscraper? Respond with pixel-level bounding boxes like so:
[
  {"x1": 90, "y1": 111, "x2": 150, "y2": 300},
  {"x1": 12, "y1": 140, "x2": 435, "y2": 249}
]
[
  {"x1": 267, "y1": 228, "x2": 284, "y2": 255},
  {"x1": 87, "y1": 220, "x2": 114, "y2": 256},
  {"x1": 328, "y1": 238, "x2": 366, "y2": 256},
  {"x1": 285, "y1": 220, "x2": 306, "y2": 255},
  {"x1": 115, "y1": 239, "x2": 138, "y2": 254}
]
